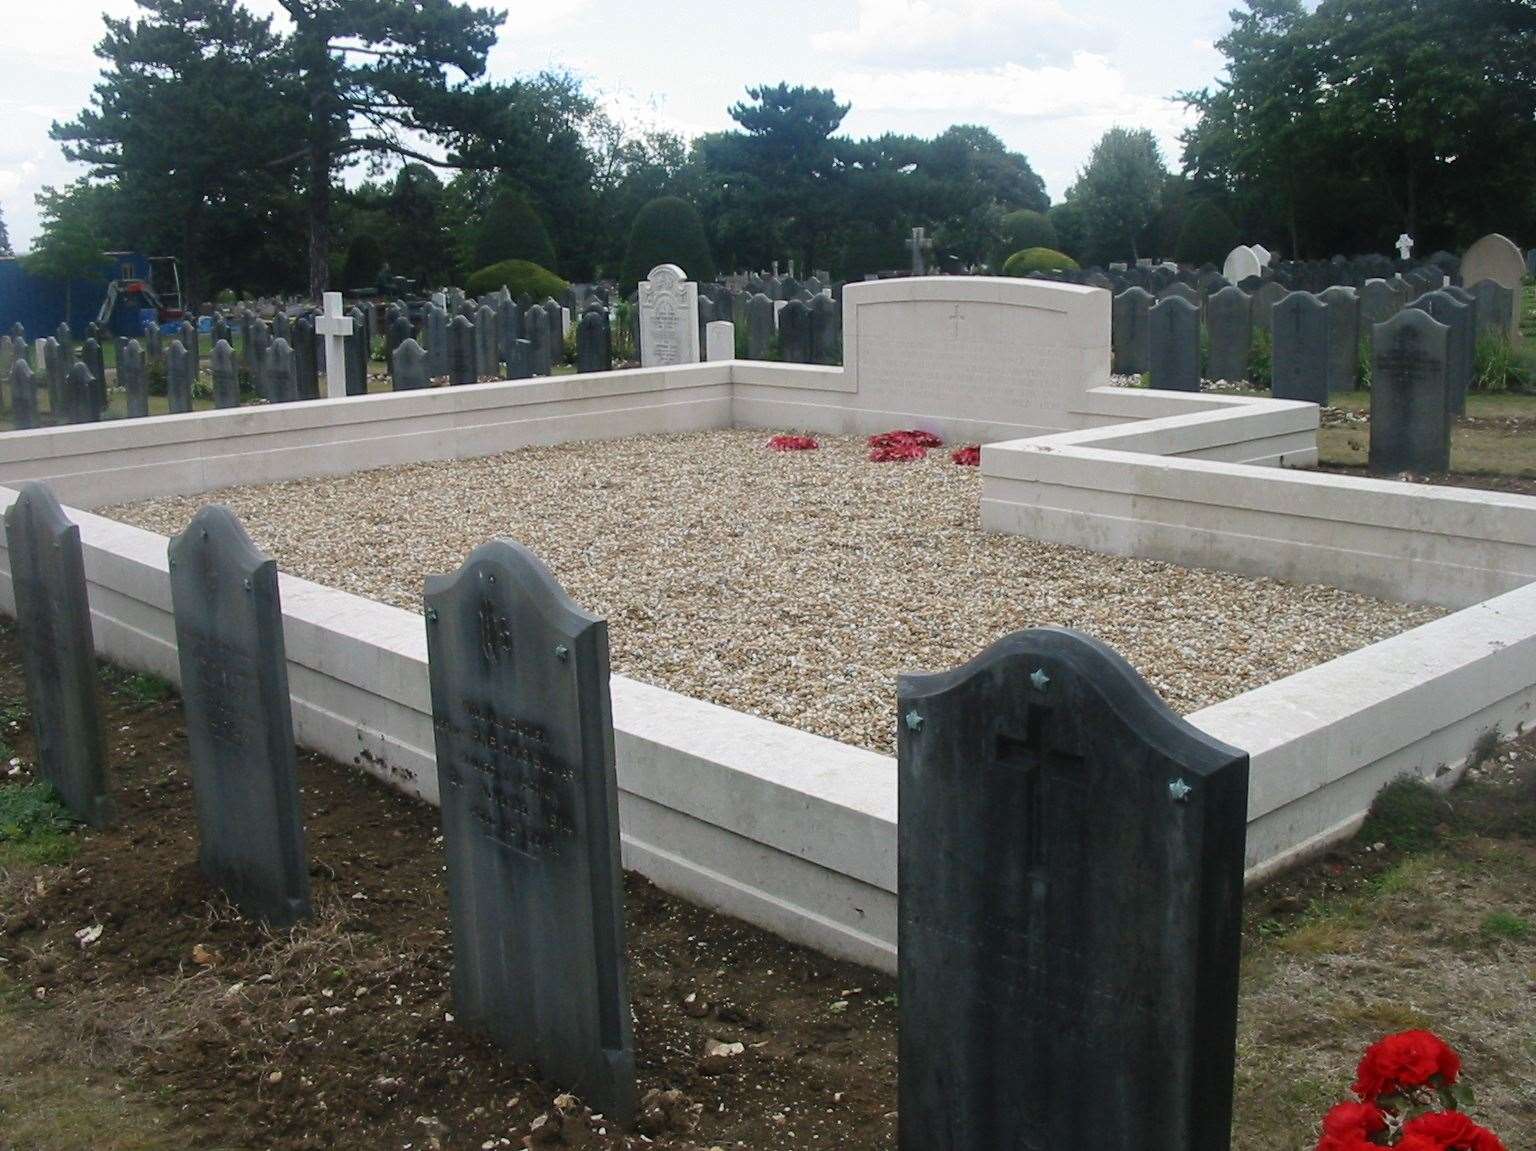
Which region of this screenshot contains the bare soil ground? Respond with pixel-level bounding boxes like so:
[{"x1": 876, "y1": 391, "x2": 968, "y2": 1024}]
[{"x1": 0, "y1": 623, "x2": 1531, "y2": 1150}]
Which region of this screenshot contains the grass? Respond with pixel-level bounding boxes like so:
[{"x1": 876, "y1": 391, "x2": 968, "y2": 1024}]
[
  {"x1": 99, "y1": 666, "x2": 174, "y2": 706},
  {"x1": 1479, "y1": 910, "x2": 1530, "y2": 940},
  {"x1": 1358, "y1": 776, "x2": 1457, "y2": 852},
  {"x1": 0, "y1": 780, "x2": 79, "y2": 866}
]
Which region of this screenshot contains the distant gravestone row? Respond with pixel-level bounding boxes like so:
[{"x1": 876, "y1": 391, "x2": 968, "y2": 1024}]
[{"x1": 2, "y1": 480, "x2": 1258, "y2": 1147}]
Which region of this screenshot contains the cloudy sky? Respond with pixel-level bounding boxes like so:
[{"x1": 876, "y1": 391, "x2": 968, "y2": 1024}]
[{"x1": 0, "y1": 0, "x2": 1234, "y2": 251}]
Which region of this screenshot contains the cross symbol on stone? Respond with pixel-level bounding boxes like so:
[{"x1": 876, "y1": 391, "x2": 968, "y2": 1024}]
[
  {"x1": 994, "y1": 703, "x2": 1084, "y2": 874},
  {"x1": 313, "y1": 291, "x2": 353, "y2": 399},
  {"x1": 1396, "y1": 233, "x2": 1414, "y2": 261}
]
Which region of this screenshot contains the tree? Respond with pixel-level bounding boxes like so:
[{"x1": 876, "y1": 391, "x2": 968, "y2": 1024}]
[
  {"x1": 622, "y1": 197, "x2": 715, "y2": 287},
  {"x1": 25, "y1": 184, "x2": 108, "y2": 321},
  {"x1": 0, "y1": 207, "x2": 11, "y2": 257},
  {"x1": 1066, "y1": 127, "x2": 1168, "y2": 263},
  {"x1": 272, "y1": 0, "x2": 504, "y2": 298},
  {"x1": 1174, "y1": 201, "x2": 1239, "y2": 266},
  {"x1": 471, "y1": 187, "x2": 557, "y2": 271},
  {"x1": 1048, "y1": 201, "x2": 1090, "y2": 260},
  {"x1": 341, "y1": 232, "x2": 384, "y2": 288},
  {"x1": 997, "y1": 210, "x2": 1058, "y2": 261},
  {"x1": 52, "y1": 0, "x2": 303, "y2": 303}
]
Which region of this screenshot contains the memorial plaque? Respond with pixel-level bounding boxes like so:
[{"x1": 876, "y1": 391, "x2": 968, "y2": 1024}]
[
  {"x1": 4, "y1": 483, "x2": 111, "y2": 826},
  {"x1": 168, "y1": 506, "x2": 311, "y2": 927},
  {"x1": 1148, "y1": 295, "x2": 1200, "y2": 391},
  {"x1": 424, "y1": 540, "x2": 636, "y2": 1121},
  {"x1": 898, "y1": 627, "x2": 1248, "y2": 1151},
  {"x1": 1369, "y1": 309, "x2": 1450, "y2": 474}
]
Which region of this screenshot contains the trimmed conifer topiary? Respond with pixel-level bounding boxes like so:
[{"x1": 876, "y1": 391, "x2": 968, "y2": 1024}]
[{"x1": 621, "y1": 196, "x2": 716, "y2": 288}]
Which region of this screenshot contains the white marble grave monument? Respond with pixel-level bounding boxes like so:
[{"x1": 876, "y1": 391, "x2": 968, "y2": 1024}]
[{"x1": 637, "y1": 264, "x2": 700, "y2": 368}]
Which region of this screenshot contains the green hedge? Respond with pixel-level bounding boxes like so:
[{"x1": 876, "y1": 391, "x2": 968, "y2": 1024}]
[
  {"x1": 464, "y1": 259, "x2": 569, "y2": 301},
  {"x1": 1002, "y1": 247, "x2": 1080, "y2": 276}
]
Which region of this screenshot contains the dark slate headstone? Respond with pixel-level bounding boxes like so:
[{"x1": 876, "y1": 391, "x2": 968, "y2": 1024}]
[
  {"x1": 1250, "y1": 281, "x2": 1288, "y2": 337},
  {"x1": 1270, "y1": 291, "x2": 1328, "y2": 404},
  {"x1": 1318, "y1": 285, "x2": 1360, "y2": 394},
  {"x1": 1205, "y1": 285, "x2": 1251, "y2": 383},
  {"x1": 144, "y1": 323, "x2": 162, "y2": 363},
  {"x1": 475, "y1": 304, "x2": 499, "y2": 379},
  {"x1": 393, "y1": 338, "x2": 430, "y2": 391},
  {"x1": 293, "y1": 317, "x2": 320, "y2": 401},
  {"x1": 543, "y1": 300, "x2": 564, "y2": 364},
  {"x1": 525, "y1": 308, "x2": 552, "y2": 377},
  {"x1": 747, "y1": 293, "x2": 774, "y2": 360},
  {"x1": 1147, "y1": 296, "x2": 1200, "y2": 392},
  {"x1": 897, "y1": 627, "x2": 1247, "y2": 1151},
  {"x1": 261, "y1": 337, "x2": 297, "y2": 405},
  {"x1": 272, "y1": 312, "x2": 292, "y2": 345},
  {"x1": 505, "y1": 338, "x2": 532, "y2": 380},
  {"x1": 1409, "y1": 291, "x2": 1472, "y2": 415},
  {"x1": 424, "y1": 540, "x2": 636, "y2": 1121},
  {"x1": 778, "y1": 299, "x2": 812, "y2": 364},
  {"x1": 387, "y1": 314, "x2": 414, "y2": 376},
  {"x1": 810, "y1": 293, "x2": 840, "y2": 365},
  {"x1": 347, "y1": 307, "x2": 370, "y2": 395},
  {"x1": 213, "y1": 317, "x2": 231, "y2": 349},
  {"x1": 448, "y1": 315, "x2": 477, "y2": 386},
  {"x1": 180, "y1": 320, "x2": 200, "y2": 379},
  {"x1": 1111, "y1": 287, "x2": 1153, "y2": 375},
  {"x1": 1468, "y1": 279, "x2": 1513, "y2": 339},
  {"x1": 4, "y1": 483, "x2": 111, "y2": 826},
  {"x1": 576, "y1": 310, "x2": 610, "y2": 374},
  {"x1": 168, "y1": 506, "x2": 311, "y2": 927},
  {"x1": 43, "y1": 337, "x2": 64, "y2": 416},
  {"x1": 10, "y1": 360, "x2": 37, "y2": 430},
  {"x1": 1369, "y1": 309, "x2": 1451, "y2": 475},
  {"x1": 1359, "y1": 278, "x2": 1400, "y2": 330},
  {"x1": 167, "y1": 339, "x2": 194, "y2": 414},
  {"x1": 211, "y1": 339, "x2": 239, "y2": 409},
  {"x1": 121, "y1": 339, "x2": 150, "y2": 418},
  {"x1": 1158, "y1": 281, "x2": 1199, "y2": 308},
  {"x1": 82, "y1": 338, "x2": 107, "y2": 415},
  {"x1": 70, "y1": 361, "x2": 103, "y2": 423},
  {"x1": 495, "y1": 296, "x2": 518, "y2": 365}
]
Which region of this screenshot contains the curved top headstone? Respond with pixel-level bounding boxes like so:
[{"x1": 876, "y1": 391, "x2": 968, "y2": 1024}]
[
  {"x1": 1460, "y1": 233, "x2": 1525, "y2": 341},
  {"x1": 1221, "y1": 246, "x2": 1262, "y2": 284}
]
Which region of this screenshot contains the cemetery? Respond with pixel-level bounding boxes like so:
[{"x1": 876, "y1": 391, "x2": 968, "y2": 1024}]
[{"x1": 2, "y1": 0, "x2": 1535, "y2": 1145}]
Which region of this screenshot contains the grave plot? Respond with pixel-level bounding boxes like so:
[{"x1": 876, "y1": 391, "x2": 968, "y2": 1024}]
[{"x1": 108, "y1": 429, "x2": 1443, "y2": 756}]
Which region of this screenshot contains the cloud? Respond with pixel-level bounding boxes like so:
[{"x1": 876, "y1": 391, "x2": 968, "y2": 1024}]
[{"x1": 812, "y1": 0, "x2": 1097, "y2": 66}]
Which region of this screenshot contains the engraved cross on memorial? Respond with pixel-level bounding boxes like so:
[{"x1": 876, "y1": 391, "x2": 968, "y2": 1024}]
[
  {"x1": 314, "y1": 291, "x2": 354, "y2": 399},
  {"x1": 897, "y1": 627, "x2": 1249, "y2": 1151},
  {"x1": 424, "y1": 540, "x2": 636, "y2": 1121}
]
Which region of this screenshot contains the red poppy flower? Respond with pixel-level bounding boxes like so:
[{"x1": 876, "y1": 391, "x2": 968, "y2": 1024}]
[
  {"x1": 1397, "y1": 1111, "x2": 1505, "y2": 1151},
  {"x1": 767, "y1": 434, "x2": 818, "y2": 451},
  {"x1": 868, "y1": 429, "x2": 943, "y2": 449},
  {"x1": 1314, "y1": 1102, "x2": 1388, "y2": 1151},
  {"x1": 869, "y1": 441, "x2": 927, "y2": 462},
  {"x1": 1353, "y1": 1031, "x2": 1462, "y2": 1102},
  {"x1": 952, "y1": 445, "x2": 981, "y2": 466}
]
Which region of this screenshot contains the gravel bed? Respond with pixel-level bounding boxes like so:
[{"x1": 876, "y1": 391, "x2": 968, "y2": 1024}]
[{"x1": 106, "y1": 431, "x2": 1444, "y2": 755}]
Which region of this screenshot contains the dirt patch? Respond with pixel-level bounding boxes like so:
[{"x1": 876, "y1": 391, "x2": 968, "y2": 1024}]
[{"x1": 1, "y1": 621, "x2": 1533, "y2": 1150}]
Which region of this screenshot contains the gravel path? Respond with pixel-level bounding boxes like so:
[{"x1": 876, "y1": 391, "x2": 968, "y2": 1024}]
[{"x1": 107, "y1": 431, "x2": 1444, "y2": 755}]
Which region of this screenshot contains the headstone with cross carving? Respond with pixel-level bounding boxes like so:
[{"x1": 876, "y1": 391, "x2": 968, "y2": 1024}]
[
  {"x1": 4, "y1": 482, "x2": 112, "y2": 826},
  {"x1": 168, "y1": 505, "x2": 312, "y2": 926},
  {"x1": 1369, "y1": 309, "x2": 1450, "y2": 474},
  {"x1": 897, "y1": 627, "x2": 1248, "y2": 1151},
  {"x1": 424, "y1": 539, "x2": 636, "y2": 1122}
]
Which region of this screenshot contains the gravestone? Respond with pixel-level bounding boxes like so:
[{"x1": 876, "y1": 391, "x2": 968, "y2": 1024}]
[
  {"x1": 475, "y1": 304, "x2": 499, "y2": 379},
  {"x1": 387, "y1": 314, "x2": 414, "y2": 378},
  {"x1": 448, "y1": 315, "x2": 477, "y2": 386},
  {"x1": 272, "y1": 312, "x2": 292, "y2": 345},
  {"x1": 747, "y1": 293, "x2": 774, "y2": 359},
  {"x1": 167, "y1": 506, "x2": 311, "y2": 927},
  {"x1": 898, "y1": 627, "x2": 1247, "y2": 1151},
  {"x1": 1359, "y1": 278, "x2": 1400, "y2": 330},
  {"x1": 393, "y1": 338, "x2": 430, "y2": 391},
  {"x1": 292, "y1": 317, "x2": 320, "y2": 401},
  {"x1": 70, "y1": 362, "x2": 103, "y2": 423},
  {"x1": 576, "y1": 310, "x2": 610, "y2": 373},
  {"x1": 180, "y1": 320, "x2": 200, "y2": 379},
  {"x1": 1147, "y1": 296, "x2": 1200, "y2": 392},
  {"x1": 505, "y1": 338, "x2": 532, "y2": 380},
  {"x1": 1111, "y1": 287, "x2": 1153, "y2": 375},
  {"x1": 1459, "y1": 233, "x2": 1524, "y2": 341},
  {"x1": 145, "y1": 323, "x2": 162, "y2": 363},
  {"x1": 261, "y1": 338, "x2": 298, "y2": 404},
  {"x1": 706, "y1": 320, "x2": 735, "y2": 363},
  {"x1": 1221, "y1": 246, "x2": 1262, "y2": 285},
  {"x1": 525, "y1": 308, "x2": 552, "y2": 377},
  {"x1": 211, "y1": 339, "x2": 239, "y2": 408},
  {"x1": 1468, "y1": 279, "x2": 1513, "y2": 339},
  {"x1": 638, "y1": 264, "x2": 700, "y2": 367},
  {"x1": 1250, "y1": 281, "x2": 1288, "y2": 336},
  {"x1": 4, "y1": 483, "x2": 112, "y2": 826},
  {"x1": 82, "y1": 338, "x2": 107, "y2": 414},
  {"x1": 778, "y1": 299, "x2": 812, "y2": 364},
  {"x1": 43, "y1": 337, "x2": 64, "y2": 415},
  {"x1": 1369, "y1": 309, "x2": 1451, "y2": 474},
  {"x1": 1158, "y1": 282, "x2": 1199, "y2": 308},
  {"x1": 1205, "y1": 285, "x2": 1252, "y2": 383},
  {"x1": 118, "y1": 339, "x2": 147, "y2": 418},
  {"x1": 495, "y1": 296, "x2": 518, "y2": 367},
  {"x1": 1409, "y1": 291, "x2": 1472, "y2": 415},
  {"x1": 424, "y1": 540, "x2": 636, "y2": 1121},
  {"x1": 313, "y1": 293, "x2": 352, "y2": 399},
  {"x1": 1271, "y1": 291, "x2": 1328, "y2": 404},
  {"x1": 10, "y1": 360, "x2": 37, "y2": 429},
  {"x1": 810, "y1": 293, "x2": 839, "y2": 364},
  {"x1": 1319, "y1": 286, "x2": 1360, "y2": 394},
  {"x1": 167, "y1": 340, "x2": 195, "y2": 413},
  {"x1": 428, "y1": 304, "x2": 451, "y2": 378},
  {"x1": 346, "y1": 307, "x2": 370, "y2": 395},
  {"x1": 543, "y1": 299, "x2": 565, "y2": 364}
]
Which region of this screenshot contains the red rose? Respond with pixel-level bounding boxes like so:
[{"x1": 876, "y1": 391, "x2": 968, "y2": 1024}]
[
  {"x1": 1397, "y1": 1111, "x2": 1505, "y2": 1151},
  {"x1": 1315, "y1": 1102, "x2": 1388, "y2": 1151},
  {"x1": 1353, "y1": 1031, "x2": 1462, "y2": 1102},
  {"x1": 768, "y1": 434, "x2": 818, "y2": 452},
  {"x1": 951, "y1": 445, "x2": 981, "y2": 466}
]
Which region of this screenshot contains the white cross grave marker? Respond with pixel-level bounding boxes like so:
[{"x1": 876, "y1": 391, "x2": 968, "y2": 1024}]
[
  {"x1": 1396, "y1": 233, "x2": 1414, "y2": 262},
  {"x1": 314, "y1": 291, "x2": 353, "y2": 399}
]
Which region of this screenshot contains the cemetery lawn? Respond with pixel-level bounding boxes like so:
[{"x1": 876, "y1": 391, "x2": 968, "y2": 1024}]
[
  {"x1": 105, "y1": 430, "x2": 1443, "y2": 756},
  {"x1": 0, "y1": 626, "x2": 1533, "y2": 1149}
]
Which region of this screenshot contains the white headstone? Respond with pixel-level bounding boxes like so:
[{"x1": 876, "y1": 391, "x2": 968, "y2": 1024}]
[
  {"x1": 1221, "y1": 245, "x2": 1263, "y2": 283},
  {"x1": 1251, "y1": 244, "x2": 1272, "y2": 269},
  {"x1": 705, "y1": 320, "x2": 735, "y2": 363},
  {"x1": 1460, "y1": 233, "x2": 1526, "y2": 343},
  {"x1": 560, "y1": 306, "x2": 571, "y2": 339},
  {"x1": 637, "y1": 264, "x2": 699, "y2": 368},
  {"x1": 1396, "y1": 233, "x2": 1414, "y2": 261},
  {"x1": 314, "y1": 291, "x2": 354, "y2": 399}
]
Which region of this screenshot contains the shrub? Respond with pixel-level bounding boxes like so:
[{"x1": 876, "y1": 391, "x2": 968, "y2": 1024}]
[
  {"x1": 1472, "y1": 332, "x2": 1529, "y2": 392},
  {"x1": 341, "y1": 233, "x2": 385, "y2": 290},
  {"x1": 1002, "y1": 247, "x2": 1079, "y2": 276},
  {"x1": 997, "y1": 210, "x2": 1057, "y2": 261},
  {"x1": 472, "y1": 189, "x2": 557, "y2": 272},
  {"x1": 1247, "y1": 327, "x2": 1273, "y2": 390},
  {"x1": 621, "y1": 196, "x2": 716, "y2": 288},
  {"x1": 1173, "y1": 201, "x2": 1238, "y2": 267},
  {"x1": 464, "y1": 259, "x2": 568, "y2": 301},
  {"x1": 1048, "y1": 200, "x2": 1088, "y2": 261}
]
